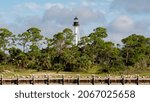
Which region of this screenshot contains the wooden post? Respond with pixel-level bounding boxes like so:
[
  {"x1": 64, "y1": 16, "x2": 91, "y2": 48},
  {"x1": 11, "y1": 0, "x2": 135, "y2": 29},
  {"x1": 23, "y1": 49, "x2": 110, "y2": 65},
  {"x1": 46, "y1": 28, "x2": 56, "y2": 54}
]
[
  {"x1": 121, "y1": 75, "x2": 125, "y2": 85},
  {"x1": 0, "y1": 75, "x2": 3, "y2": 85},
  {"x1": 77, "y1": 74, "x2": 80, "y2": 85},
  {"x1": 17, "y1": 75, "x2": 19, "y2": 85},
  {"x1": 107, "y1": 74, "x2": 110, "y2": 85},
  {"x1": 62, "y1": 74, "x2": 64, "y2": 85},
  {"x1": 44, "y1": 74, "x2": 47, "y2": 84},
  {"x1": 47, "y1": 75, "x2": 50, "y2": 85},
  {"x1": 32, "y1": 74, "x2": 35, "y2": 85},
  {"x1": 92, "y1": 74, "x2": 95, "y2": 85},
  {"x1": 137, "y1": 75, "x2": 139, "y2": 85}
]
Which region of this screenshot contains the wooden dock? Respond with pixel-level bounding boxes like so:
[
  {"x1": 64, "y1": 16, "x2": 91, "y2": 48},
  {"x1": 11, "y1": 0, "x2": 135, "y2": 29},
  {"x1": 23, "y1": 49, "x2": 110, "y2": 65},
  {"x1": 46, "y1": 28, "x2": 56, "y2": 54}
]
[{"x1": 0, "y1": 75, "x2": 150, "y2": 85}]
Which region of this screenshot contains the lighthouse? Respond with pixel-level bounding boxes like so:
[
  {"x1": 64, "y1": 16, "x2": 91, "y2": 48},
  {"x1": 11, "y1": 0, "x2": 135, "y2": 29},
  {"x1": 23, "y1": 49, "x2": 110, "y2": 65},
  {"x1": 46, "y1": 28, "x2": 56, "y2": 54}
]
[{"x1": 73, "y1": 16, "x2": 79, "y2": 45}]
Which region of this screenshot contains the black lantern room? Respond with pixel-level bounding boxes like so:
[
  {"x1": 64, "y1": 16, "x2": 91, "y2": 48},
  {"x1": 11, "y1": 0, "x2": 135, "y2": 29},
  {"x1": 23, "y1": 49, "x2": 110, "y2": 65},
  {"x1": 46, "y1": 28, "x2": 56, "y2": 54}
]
[{"x1": 73, "y1": 16, "x2": 79, "y2": 26}]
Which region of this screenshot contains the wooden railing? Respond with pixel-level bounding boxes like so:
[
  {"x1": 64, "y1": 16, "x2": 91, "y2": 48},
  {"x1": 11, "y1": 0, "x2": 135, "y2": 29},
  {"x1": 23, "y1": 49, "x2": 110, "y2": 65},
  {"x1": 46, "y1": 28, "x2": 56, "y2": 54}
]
[{"x1": 0, "y1": 75, "x2": 150, "y2": 85}]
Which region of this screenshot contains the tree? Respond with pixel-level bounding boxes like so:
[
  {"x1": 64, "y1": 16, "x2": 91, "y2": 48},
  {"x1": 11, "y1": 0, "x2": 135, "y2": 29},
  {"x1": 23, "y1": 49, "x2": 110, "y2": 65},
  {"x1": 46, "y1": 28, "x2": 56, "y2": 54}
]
[
  {"x1": 62, "y1": 46, "x2": 80, "y2": 71},
  {"x1": 26, "y1": 27, "x2": 44, "y2": 69},
  {"x1": 0, "y1": 50, "x2": 7, "y2": 64},
  {"x1": 49, "y1": 28, "x2": 75, "y2": 72},
  {"x1": 52, "y1": 28, "x2": 74, "y2": 54},
  {"x1": 0, "y1": 28, "x2": 13, "y2": 51},
  {"x1": 121, "y1": 34, "x2": 150, "y2": 68},
  {"x1": 0, "y1": 26, "x2": 149, "y2": 73},
  {"x1": 8, "y1": 47, "x2": 27, "y2": 68},
  {"x1": 0, "y1": 28, "x2": 13, "y2": 64},
  {"x1": 79, "y1": 27, "x2": 124, "y2": 73},
  {"x1": 18, "y1": 27, "x2": 43, "y2": 55},
  {"x1": 27, "y1": 27, "x2": 43, "y2": 48},
  {"x1": 79, "y1": 27, "x2": 108, "y2": 64},
  {"x1": 18, "y1": 32, "x2": 31, "y2": 53}
]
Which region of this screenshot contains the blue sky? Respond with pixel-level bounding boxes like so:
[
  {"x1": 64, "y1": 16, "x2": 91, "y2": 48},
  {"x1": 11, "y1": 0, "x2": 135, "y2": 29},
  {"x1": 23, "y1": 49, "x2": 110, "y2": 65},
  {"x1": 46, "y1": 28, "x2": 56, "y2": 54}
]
[{"x1": 0, "y1": 0, "x2": 150, "y2": 43}]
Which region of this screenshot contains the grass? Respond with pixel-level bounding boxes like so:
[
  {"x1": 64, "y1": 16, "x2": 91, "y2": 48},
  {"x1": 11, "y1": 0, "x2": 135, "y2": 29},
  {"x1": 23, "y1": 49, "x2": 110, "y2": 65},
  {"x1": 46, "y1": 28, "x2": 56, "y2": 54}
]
[
  {"x1": 0, "y1": 64, "x2": 150, "y2": 78},
  {"x1": 0, "y1": 65, "x2": 94, "y2": 78}
]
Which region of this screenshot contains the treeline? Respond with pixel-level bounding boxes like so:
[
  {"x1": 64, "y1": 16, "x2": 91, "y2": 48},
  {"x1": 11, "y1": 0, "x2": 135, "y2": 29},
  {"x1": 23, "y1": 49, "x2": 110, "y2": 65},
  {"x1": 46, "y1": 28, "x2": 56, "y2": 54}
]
[{"x1": 0, "y1": 27, "x2": 150, "y2": 73}]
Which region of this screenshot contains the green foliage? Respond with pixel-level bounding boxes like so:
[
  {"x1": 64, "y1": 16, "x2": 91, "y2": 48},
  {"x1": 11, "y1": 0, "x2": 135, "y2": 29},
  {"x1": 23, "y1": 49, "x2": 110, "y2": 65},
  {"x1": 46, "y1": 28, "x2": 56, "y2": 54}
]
[
  {"x1": 0, "y1": 50, "x2": 7, "y2": 64},
  {"x1": 18, "y1": 32, "x2": 31, "y2": 52},
  {"x1": 0, "y1": 28, "x2": 13, "y2": 50},
  {"x1": 0, "y1": 27, "x2": 149, "y2": 74},
  {"x1": 121, "y1": 34, "x2": 150, "y2": 68}
]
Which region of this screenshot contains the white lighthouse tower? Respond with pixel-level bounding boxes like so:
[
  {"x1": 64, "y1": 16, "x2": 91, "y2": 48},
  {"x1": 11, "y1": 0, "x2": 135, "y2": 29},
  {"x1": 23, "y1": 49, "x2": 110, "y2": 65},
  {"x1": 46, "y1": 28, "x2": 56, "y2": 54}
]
[{"x1": 73, "y1": 16, "x2": 80, "y2": 45}]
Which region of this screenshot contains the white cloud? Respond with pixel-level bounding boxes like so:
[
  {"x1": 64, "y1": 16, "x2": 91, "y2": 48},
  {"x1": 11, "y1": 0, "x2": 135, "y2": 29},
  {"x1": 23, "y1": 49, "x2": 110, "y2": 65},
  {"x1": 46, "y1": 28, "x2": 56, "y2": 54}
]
[
  {"x1": 4, "y1": 2, "x2": 105, "y2": 39},
  {"x1": 82, "y1": 1, "x2": 96, "y2": 6},
  {"x1": 111, "y1": 0, "x2": 150, "y2": 14},
  {"x1": 42, "y1": 5, "x2": 105, "y2": 37},
  {"x1": 15, "y1": 2, "x2": 41, "y2": 11},
  {"x1": 44, "y1": 3, "x2": 64, "y2": 9},
  {"x1": 1, "y1": 1, "x2": 149, "y2": 44},
  {"x1": 109, "y1": 15, "x2": 134, "y2": 33},
  {"x1": 107, "y1": 15, "x2": 150, "y2": 43}
]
